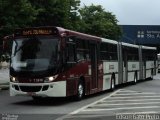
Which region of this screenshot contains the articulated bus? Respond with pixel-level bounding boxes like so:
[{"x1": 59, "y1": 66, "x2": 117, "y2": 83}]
[{"x1": 6, "y1": 27, "x2": 157, "y2": 100}]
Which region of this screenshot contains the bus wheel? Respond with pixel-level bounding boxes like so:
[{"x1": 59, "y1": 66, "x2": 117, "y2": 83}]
[
  {"x1": 75, "y1": 81, "x2": 84, "y2": 101},
  {"x1": 110, "y1": 75, "x2": 115, "y2": 91}
]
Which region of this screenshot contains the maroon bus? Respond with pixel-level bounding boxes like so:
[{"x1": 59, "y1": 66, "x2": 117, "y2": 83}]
[{"x1": 6, "y1": 26, "x2": 157, "y2": 100}]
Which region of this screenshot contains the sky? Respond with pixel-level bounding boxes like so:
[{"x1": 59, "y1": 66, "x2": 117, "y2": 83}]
[{"x1": 80, "y1": 0, "x2": 160, "y2": 25}]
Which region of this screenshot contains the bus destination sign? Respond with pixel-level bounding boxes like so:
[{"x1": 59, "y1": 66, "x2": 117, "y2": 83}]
[
  {"x1": 23, "y1": 29, "x2": 52, "y2": 35},
  {"x1": 15, "y1": 27, "x2": 58, "y2": 36}
]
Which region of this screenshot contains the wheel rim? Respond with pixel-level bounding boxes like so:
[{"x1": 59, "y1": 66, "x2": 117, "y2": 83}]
[{"x1": 78, "y1": 84, "x2": 83, "y2": 98}]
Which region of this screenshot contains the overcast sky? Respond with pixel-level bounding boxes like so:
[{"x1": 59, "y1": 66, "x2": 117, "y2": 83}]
[{"x1": 80, "y1": 0, "x2": 160, "y2": 25}]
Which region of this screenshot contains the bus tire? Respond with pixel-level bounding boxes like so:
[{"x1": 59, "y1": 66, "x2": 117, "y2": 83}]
[
  {"x1": 75, "y1": 81, "x2": 85, "y2": 101},
  {"x1": 110, "y1": 74, "x2": 115, "y2": 91}
]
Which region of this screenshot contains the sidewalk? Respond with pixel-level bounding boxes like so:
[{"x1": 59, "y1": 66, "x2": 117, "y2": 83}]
[{"x1": 0, "y1": 68, "x2": 9, "y2": 90}]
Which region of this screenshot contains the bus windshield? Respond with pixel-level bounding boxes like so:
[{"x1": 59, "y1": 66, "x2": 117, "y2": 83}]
[{"x1": 11, "y1": 36, "x2": 59, "y2": 73}]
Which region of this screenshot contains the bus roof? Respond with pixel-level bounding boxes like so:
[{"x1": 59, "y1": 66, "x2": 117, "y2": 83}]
[
  {"x1": 122, "y1": 42, "x2": 139, "y2": 48},
  {"x1": 56, "y1": 27, "x2": 101, "y2": 42},
  {"x1": 142, "y1": 46, "x2": 157, "y2": 50},
  {"x1": 101, "y1": 38, "x2": 118, "y2": 44},
  {"x1": 15, "y1": 26, "x2": 102, "y2": 42}
]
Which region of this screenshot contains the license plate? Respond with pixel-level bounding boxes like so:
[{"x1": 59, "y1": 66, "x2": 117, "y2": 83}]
[{"x1": 27, "y1": 92, "x2": 36, "y2": 96}]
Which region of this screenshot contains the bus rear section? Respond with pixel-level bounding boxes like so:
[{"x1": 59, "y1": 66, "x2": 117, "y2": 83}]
[
  {"x1": 121, "y1": 43, "x2": 140, "y2": 84},
  {"x1": 100, "y1": 38, "x2": 118, "y2": 91},
  {"x1": 141, "y1": 46, "x2": 157, "y2": 79}
]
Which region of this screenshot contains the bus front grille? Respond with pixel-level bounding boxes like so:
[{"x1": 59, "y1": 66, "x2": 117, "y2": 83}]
[{"x1": 20, "y1": 86, "x2": 42, "y2": 92}]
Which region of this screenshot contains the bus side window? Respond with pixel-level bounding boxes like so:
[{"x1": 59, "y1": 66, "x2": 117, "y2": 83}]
[
  {"x1": 77, "y1": 51, "x2": 84, "y2": 61},
  {"x1": 67, "y1": 43, "x2": 76, "y2": 63},
  {"x1": 76, "y1": 38, "x2": 90, "y2": 61}
]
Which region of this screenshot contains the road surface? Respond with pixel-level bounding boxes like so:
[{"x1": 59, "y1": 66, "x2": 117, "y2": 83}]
[{"x1": 0, "y1": 70, "x2": 160, "y2": 120}]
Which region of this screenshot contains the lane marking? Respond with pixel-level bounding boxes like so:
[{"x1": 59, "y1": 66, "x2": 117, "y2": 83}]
[
  {"x1": 117, "y1": 111, "x2": 160, "y2": 115},
  {"x1": 118, "y1": 89, "x2": 137, "y2": 92},
  {"x1": 108, "y1": 96, "x2": 160, "y2": 99},
  {"x1": 70, "y1": 89, "x2": 121, "y2": 115},
  {"x1": 57, "y1": 111, "x2": 160, "y2": 119},
  {"x1": 55, "y1": 89, "x2": 160, "y2": 120},
  {"x1": 117, "y1": 91, "x2": 138, "y2": 93},
  {"x1": 113, "y1": 93, "x2": 160, "y2": 96},
  {"x1": 83, "y1": 106, "x2": 160, "y2": 112},
  {"x1": 93, "y1": 101, "x2": 160, "y2": 106},
  {"x1": 59, "y1": 114, "x2": 116, "y2": 119},
  {"x1": 101, "y1": 98, "x2": 160, "y2": 102},
  {"x1": 55, "y1": 89, "x2": 121, "y2": 120}
]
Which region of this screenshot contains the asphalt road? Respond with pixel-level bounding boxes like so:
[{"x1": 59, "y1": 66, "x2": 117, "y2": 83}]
[
  {"x1": 0, "y1": 74, "x2": 160, "y2": 120},
  {"x1": 0, "y1": 85, "x2": 113, "y2": 120}
]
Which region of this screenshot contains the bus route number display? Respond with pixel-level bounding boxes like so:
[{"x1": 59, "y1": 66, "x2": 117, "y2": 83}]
[{"x1": 22, "y1": 29, "x2": 53, "y2": 35}]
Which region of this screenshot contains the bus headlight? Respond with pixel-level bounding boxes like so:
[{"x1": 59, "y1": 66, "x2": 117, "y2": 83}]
[
  {"x1": 49, "y1": 77, "x2": 54, "y2": 81},
  {"x1": 44, "y1": 75, "x2": 58, "y2": 82},
  {"x1": 10, "y1": 76, "x2": 18, "y2": 82}
]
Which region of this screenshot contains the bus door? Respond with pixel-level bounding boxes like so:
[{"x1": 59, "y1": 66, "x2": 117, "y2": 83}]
[
  {"x1": 154, "y1": 52, "x2": 157, "y2": 75},
  {"x1": 142, "y1": 51, "x2": 146, "y2": 79},
  {"x1": 90, "y1": 43, "x2": 98, "y2": 89},
  {"x1": 118, "y1": 43, "x2": 123, "y2": 84},
  {"x1": 123, "y1": 49, "x2": 128, "y2": 83},
  {"x1": 143, "y1": 60, "x2": 146, "y2": 79},
  {"x1": 139, "y1": 46, "x2": 143, "y2": 80}
]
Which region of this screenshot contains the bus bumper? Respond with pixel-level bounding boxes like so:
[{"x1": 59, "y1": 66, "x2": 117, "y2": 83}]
[{"x1": 10, "y1": 81, "x2": 66, "y2": 97}]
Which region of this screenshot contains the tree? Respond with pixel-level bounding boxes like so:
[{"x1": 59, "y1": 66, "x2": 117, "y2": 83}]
[
  {"x1": 0, "y1": 0, "x2": 122, "y2": 45},
  {"x1": 79, "y1": 4, "x2": 122, "y2": 40},
  {"x1": 0, "y1": 0, "x2": 38, "y2": 44},
  {"x1": 29, "y1": 0, "x2": 81, "y2": 30},
  {"x1": 0, "y1": 0, "x2": 39, "y2": 57}
]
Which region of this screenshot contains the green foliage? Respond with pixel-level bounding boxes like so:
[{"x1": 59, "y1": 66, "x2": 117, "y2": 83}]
[
  {"x1": 79, "y1": 4, "x2": 122, "y2": 40},
  {"x1": 0, "y1": 0, "x2": 38, "y2": 35},
  {"x1": 0, "y1": 0, "x2": 38, "y2": 51},
  {"x1": 29, "y1": 0, "x2": 81, "y2": 30},
  {"x1": 0, "y1": 0, "x2": 121, "y2": 45}
]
